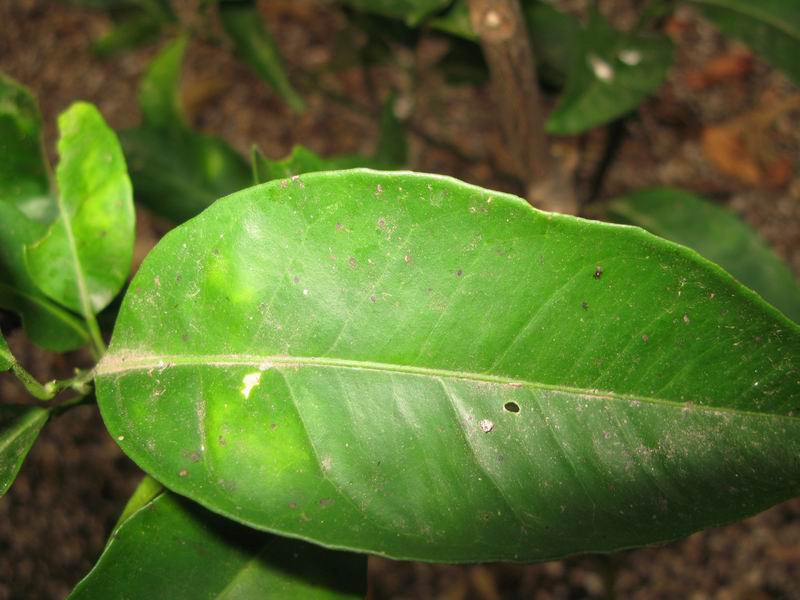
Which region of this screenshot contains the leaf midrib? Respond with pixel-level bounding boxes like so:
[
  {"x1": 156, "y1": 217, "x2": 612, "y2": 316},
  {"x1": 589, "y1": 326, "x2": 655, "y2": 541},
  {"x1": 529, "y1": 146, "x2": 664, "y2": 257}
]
[{"x1": 95, "y1": 352, "x2": 796, "y2": 421}]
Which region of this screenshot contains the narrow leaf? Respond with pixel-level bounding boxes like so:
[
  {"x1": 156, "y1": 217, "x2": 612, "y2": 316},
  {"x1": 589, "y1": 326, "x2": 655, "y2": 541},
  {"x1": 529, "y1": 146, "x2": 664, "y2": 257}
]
[
  {"x1": 546, "y1": 12, "x2": 673, "y2": 134},
  {"x1": 0, "y1": 404, "x2": 48, "y2": 496},
  {"x1": 111, "y1": 474, "x2": 164, "y2": 535},
  {"x1": 70, "y1": 491, "x2": 367, "y2": 599},
  {"x1": 97, "y1": 170, "x2": 800, "y2": 562},
  {"x1": 138, "y1": 36, "x2": 188, "y2": 129},
  {"x1": 606, "y1": 187, "x2": 800, "y2": 323},
  {"x1": 687, "y1": 0, "x2": 800, "y2": 85},
  {"x1": 219, "y1": 0, "x2": 305, "y2": 113},
  {"x1": 26, "y1": 102, "x2": 135, "y2": 318},
  {"x1": 0, "y1": 331, "x2": 12, "y2": 371}
]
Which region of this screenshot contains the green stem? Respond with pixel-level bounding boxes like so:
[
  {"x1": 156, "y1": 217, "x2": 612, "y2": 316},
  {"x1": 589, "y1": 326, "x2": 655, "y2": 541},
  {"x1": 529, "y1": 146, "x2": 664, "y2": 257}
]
[
  {"x1": 7, "y1": 362, "x2": 94, "y2": 402},
  {"x1": 85, "y1": 313, "x2": 107, "y2": 359},
  {"x1": 10, "y1": 363, "x2": 52, "y2": 400}
]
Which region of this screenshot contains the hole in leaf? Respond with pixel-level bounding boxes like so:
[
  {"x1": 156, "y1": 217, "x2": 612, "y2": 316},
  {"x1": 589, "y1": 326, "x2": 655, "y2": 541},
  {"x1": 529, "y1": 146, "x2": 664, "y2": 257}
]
[{"x1": 503, "y1": 401, "x2": 520, "y2": 414}]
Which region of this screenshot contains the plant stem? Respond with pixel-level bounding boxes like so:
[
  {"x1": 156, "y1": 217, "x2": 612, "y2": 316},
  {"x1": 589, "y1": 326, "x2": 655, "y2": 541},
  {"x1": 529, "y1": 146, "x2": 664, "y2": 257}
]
[
  {"x1": 10, "y1": 363, "x2": 52, "y2": 400},
  {"x1": 85, "y1": 313, "x2": 106, "y2": 360},
  {"x1": 466, "y1": 0, "x2": 577, "y2": 214}
]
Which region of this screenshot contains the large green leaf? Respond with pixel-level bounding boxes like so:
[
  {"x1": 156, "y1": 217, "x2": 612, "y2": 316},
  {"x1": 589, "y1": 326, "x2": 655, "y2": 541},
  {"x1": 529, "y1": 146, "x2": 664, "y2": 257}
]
[
  {"x1": 0, "y1": 404, "x2": 48, "y2": 496},
  {"x1": 121, "y1": 38, "x2": 252, "y2": 223},
  {"x1": 219, "y1": 0, "x2": 305, "y2": 113},
  {"x1": 546, "y1": 12, "x2": 673, "y2": 134},
  {"x1": 26, "y1": 102, "x2": 134, "y2": 320},
  {"x1": 340, "y1": 0, "x2": 451, "y2": 26},
  {"x1": 687, "y1": 0, "x2": 800, "y2": 85},
  {"x1": 97, "y1": 170, "x2": 800, "y2": 562},
  {"x1": 70, "y1": 490, "x2": 367, "y2": 599},
  {"x1": 606, "y1": 187, "x2": 800, "y2": 324}
]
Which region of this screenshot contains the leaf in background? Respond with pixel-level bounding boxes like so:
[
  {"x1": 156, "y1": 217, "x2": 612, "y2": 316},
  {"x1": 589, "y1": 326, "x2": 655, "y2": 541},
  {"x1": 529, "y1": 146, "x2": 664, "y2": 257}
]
[
  {"x1": 546, "y1": 12, "x2": 673, "y2": 135},
  {"x1": 252, "y1": 95, "x2": 406, "y2": 183},
  {"x1": 218, "y1": 0, "x2": 305, "y2": 113},
  {"x1": 70, "y1": 491, "x2": 367, "y2": 599},
  {"x1": 686, "y1": 0, "x2": 800, "y2": 85},
  {"x1": 0, "y1": 75, "x2": 89, "y2": 351},
  {"x1": 0, "y1": 331, "x2": 12, "y2": 371},
  {"x1": 97, "y1": 170, "x2": 800, "y2": 562},
  {"x1": 121, "y1": 38, "x2": 252, "y2": 223},
  {"x1": 138, "y1": 35, "x2": 187, "y2": 129},
  {"x1": 340, "y1": 0, "x2": 451, "y2": 26},
  {"x1": 0, "y1": 405, "x2": 48, "y2": 496},
  {"x1": 606, "y1": 187, "x2": 800, "y2": 323},
  {"x1": 0, "y1": 74, "x2": 54, "y2": 223},
  {"x1": 26, "y1": 103, "x2": 134, "y2": 321}
]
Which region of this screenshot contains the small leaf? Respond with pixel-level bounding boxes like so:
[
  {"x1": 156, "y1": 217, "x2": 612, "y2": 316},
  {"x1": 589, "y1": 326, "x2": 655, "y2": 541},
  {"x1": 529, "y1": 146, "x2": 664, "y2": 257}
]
[
  {"x1": 26, "y1": 102, "x2": 134, "y2": 318},
  {"x1": 218, "y1": 0, "x2": 305, "y2": 113},
  {"x1": 70, "y1": 491, "x2": 367, "y2": 599},
  {"x1": 687, "y1": 0, "x2": 800, "y2": 85},
  {"x1": 139, "y1": 36, "x2": 188, "y2": 130},
  {"x1": 97, "y1": 170, "x2": 800, "y2": 562},
  {"x1": 546, "y1": 12, "x2": 673, "y2": 134},
  {"x1": 0, "y1": 404, "x2": 48, "y2": 496},
  {"x1": 91, "y1": 11, "x2": 165, "y2": 56},
  {"x1": 606, "y1": 187, "x2": 800, "y2": 323}
]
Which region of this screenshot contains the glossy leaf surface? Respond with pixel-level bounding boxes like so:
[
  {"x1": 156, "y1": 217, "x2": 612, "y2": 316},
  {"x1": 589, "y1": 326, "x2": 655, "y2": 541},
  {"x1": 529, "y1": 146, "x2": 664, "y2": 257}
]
[
  {"x1": 121, "y1": 38, "x2": 251, "y2": 223},
  {"x1": 606, "y1": 187, "x2": 800, "y2": 323},
  {"x1": 97, "y1": 170, "x2": 800, "y2": 562},
  {"x1": 546, "y1": 13, "x2": 673, "y2": 134},
  {"x1": 26, "y1": 102, "x2": 134, "y2": 317},
  {"x1": 219, "y1": 1, "x2": 305, "y2": 112},
  {"x1": 70, "y1": 491, "x2": 367, "y2": 599},
  {"x1": 0, "y1": 404, "x2": 48, "y2": 496},
  {"x1": 687, "y1": 0, "x2": 800, "y2": 84}
]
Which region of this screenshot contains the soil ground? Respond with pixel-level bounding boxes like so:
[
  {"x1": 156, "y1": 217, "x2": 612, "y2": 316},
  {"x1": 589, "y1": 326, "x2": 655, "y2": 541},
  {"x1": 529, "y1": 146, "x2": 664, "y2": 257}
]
[{"x1": 1, "y1": 1, "x2": 799, "y2": 598}]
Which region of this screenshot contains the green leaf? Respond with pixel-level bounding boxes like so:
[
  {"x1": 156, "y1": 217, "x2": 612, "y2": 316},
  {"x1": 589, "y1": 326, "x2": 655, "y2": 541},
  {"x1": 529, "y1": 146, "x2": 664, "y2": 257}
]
[
  {"x1": 96, "y1": 170, "x2": 800, "y2": 562},
  {"x1": 340, "y1": 0, "x2": 451, "y2": 26},
  {"x1": 122, "y1": 37, "x2": 252, "y2": 223},
  {"x1": 111, "y1": 474, "x2": 164, "y2": 535},
  {"x1": 70, "y1": 491, "x2": 367, "y2": 599},
  {"x1": 219, "y1": 1, "x2": 305, "y2": 112},
  {"x1": 138, "y1": 36, "x2": 188, "y2": 129},
  {"x1": 687, "y1": 0, "x2": 800, "y2": 85},
  {"x1": 252, "y1": 96, "x2": 406, "y2": 184},
  {"x1": 0, "y1": 404, "x2": 48, "y2": 496},
  {"x1": 606, "y1": 187, "x2": 800, "y2": 324},
  {"x1": 91, "y1": 11, "x2": 166, "y2": 56},
  {"x1": 0, "y1": 331, "x2": 12, "y2": 371},
  {"x1": 122, "y1": 127, "x2": 251, "y2": 223},
  {"x1": 546, "y1": 12, "x2": 673, "y2": 134},
  {"x1": 0, "y1": 74, "x2": 54, "y2": 223},
  {"x1": 25, "y1": 102, "x2": 134, "y2": 325},
  {"x1": 0, "y1": 204, "x2": 89, "y2": 352}
]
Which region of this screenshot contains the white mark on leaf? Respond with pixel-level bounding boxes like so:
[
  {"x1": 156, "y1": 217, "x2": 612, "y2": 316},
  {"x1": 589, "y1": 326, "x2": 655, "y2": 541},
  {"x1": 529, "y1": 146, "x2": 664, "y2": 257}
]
[
  {"x1": 241, "y1": 372, "x2": 262, "y2": 399},
  {"x1": 588, "y1": 54, "x2": 614, "y2": 82},
  {"x1": 479, "y1": 419, "x2": 494, "y2": 433}
]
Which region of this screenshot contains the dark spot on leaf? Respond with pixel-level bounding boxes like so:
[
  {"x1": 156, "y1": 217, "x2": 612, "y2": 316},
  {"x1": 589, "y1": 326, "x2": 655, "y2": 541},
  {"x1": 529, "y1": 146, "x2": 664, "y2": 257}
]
[
  {"x1": 289, "y1": 502, "x2": 297, "y2": 509},
  {"x1": 336, "y1": 223, "x2": 344, "y2": 231},
  {"x1": 212, "y1": 248, "x2": 220, "y2": 256},
  {"x1": 181, "y1": 334, "x2": 189, "y2": 342},
  {"x1": 504, "y1": 401, "x2": 520, "y2": 414},
  {"x1": 270, "y1": 423, "x2": 277, "y2": 430},
  {"x1": 581, "y1": 301, "x2": 589, "y2": 310},
  {"x1": 319, "y1": 498, "x2": 334, "y2": 507},
  {"x1": 456, "y1": 269, "x2": 463, "y2": 277},
  {"x1": 348, "y1": 257, "x2": 357, "y2": 268},
  {"x1": 642, "y1": 334, "x2": 649, "y2": 343},
  {"x1": 594, "y1": 266, "x2": 603, "y2": 279},
  {"x1": 293, "y1": 276, "x2": 300, "y2": 284},
  {"x1": 370, "y1": 295, "x2": 377, "y2": 303},
  {"x1": 218, "y1": 435, "x2": 226, "y2": 446}
]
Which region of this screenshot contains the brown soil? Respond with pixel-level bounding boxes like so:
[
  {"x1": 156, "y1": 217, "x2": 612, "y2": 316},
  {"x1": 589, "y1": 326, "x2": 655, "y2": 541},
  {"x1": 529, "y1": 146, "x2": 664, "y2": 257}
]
[{"x1": 1, "y1": 1, "x2": 799, "y2": 598}]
